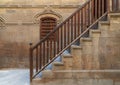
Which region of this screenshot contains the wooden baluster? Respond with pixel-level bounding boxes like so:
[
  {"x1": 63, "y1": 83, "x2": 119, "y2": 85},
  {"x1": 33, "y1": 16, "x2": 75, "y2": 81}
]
[
  {"x1": 74, "y1": 13, "x2": 77, "y2": 38},
  {"x1": 39, "y1": 45, "x2": 42, "y2": 69},
  {"x1": 98, "y1": 0, "x2": 101, "y2": 17},
  {"x1": 91, "y1": 0, "x2": 94, "y2": 23},
  {"x1": 29, "y1": 43, "x2": 33, "y2": 82},
  {"x1": 43, "y1": 42, "x2": 45, "y2": 65},
  {"x1": 78, "y1": 11, "x2": 80, "y2": 35},
  {"x1": 41, "y1": 43, "x2": 43, "y2": 67},
  {"x1": 82, "y1": 8, "x2": 85, "y2": 32},
  {"x1": 88, "y1": 2, "x2": 90, "y2": 27},
  {"x1": 53, "y1": 39, "x2": 56, "y2": 57},
  {"x1": 117, "y1": 0, "x2": 119, "y2": 11},
  {"x1": 50, "y1": 40, "x2": 52, "y2": 60},
  {"x1": 112, "y1": 0, "x2": 114, "y2": 11},
  {"x1": 71, "y1": 17, "x2": 73, "y2": 41},
  {"x1": 84, "y1": 6, "x2": 87, "y2": 31},
  {"x1": 45, "y1": 41, "x2": 47, "y2": 64},
  {"x1": 83, "y1": 6, "x2": 85, "y2": 31},
  {"x1": 51, "y1": 40, "x2": 54, "y2": 59},
  {"x1": 68, "y1": 20, "x2": 70, "y2": 44},
  {"x1": 81, "y1": 8, "x2": 83, "y2": 33},
  {"x1": 95, "y1": 0, "x2": 98, "y2": 20},
  {"x1": 57, "y1": 29, "x2": 60, "y2": 53},
  {"x1": 36, "y1": 47, "x2": 38, "y2": 72},
  {"x1": 76, "y1": 12, "x2": 78, "y2": 37},
  {"x1": 46, "y1": 40, "x2": 49, "y2": 63},
  {"x1": 60, "y1": 26, "x2": 63, "y2": 51},
  {"x1": 64, "y1": 23, "x2": 66, "y2": 47},
  {"x1": 102, "y1": 0, "x2": 104, "y2": 14},
  {"x1": 115, "y1": 0, "x2": 119, "y2": 11}
]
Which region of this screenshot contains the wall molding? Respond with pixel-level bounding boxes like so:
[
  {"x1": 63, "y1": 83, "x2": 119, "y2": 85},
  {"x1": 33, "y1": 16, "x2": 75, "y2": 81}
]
[
  {"x1": 0, "y1": 5, "x2": 80, "y2": 9},
  {"x1": 5, "y1": 22, "x2": 37, "y2": 25}
]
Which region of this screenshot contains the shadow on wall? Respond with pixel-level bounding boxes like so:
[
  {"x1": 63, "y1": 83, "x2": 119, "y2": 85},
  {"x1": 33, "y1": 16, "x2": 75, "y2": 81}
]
[{"x1": 0, "y1": 41, "x2": 29, "y2": 68}]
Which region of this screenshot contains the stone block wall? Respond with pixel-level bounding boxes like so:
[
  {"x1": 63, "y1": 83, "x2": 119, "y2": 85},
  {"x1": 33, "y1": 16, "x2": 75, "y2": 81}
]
[{"x1": 99, "y1": 14, "x2": 120, "y2": 69}]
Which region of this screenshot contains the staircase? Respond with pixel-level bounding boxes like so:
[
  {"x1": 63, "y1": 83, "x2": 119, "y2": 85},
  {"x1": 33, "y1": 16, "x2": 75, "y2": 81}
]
[{"x1": 30, "y1": 0, "x2": 120, "y2": 85}]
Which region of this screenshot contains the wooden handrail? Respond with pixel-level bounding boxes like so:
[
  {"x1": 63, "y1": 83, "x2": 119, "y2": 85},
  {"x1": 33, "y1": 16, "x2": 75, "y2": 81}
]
[{"x1": 29, "y1": 0, "x2": 120, "y2": 82}]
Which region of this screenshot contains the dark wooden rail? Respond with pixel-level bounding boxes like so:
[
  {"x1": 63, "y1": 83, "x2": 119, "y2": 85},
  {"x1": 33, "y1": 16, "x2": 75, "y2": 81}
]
[{"x1": 29, "y1": 0, "x2": 119, "y2": 82}]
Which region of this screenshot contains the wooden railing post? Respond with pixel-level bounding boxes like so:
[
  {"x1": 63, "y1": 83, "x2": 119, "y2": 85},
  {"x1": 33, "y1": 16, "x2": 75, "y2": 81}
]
[
  {"x1": 29, "y1": 43, "x2": 33, "y2": 82},
  {"x1": 107, "y1": 0, "x2": 110, "y2": 13}
]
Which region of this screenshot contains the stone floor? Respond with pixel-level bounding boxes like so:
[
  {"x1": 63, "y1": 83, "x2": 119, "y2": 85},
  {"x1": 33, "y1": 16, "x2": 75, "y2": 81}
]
[{"x1": 0, "y1": 69, "x2": 30, "y2": 85}]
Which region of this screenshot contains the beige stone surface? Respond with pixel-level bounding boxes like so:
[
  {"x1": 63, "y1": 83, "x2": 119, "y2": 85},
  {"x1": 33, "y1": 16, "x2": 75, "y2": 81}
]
[
  {"x1": 99, "y1": 14, "x2": 120, "y2": 69},
  {"x1": 62, "y1": 54, "x2": 73, "y2": 70},
  {"x1": 90, "y1": 30, "x2": 101, "y2": 69},
  {"x1": 32, "y1": 78, "x2": 115, "y2": 85},
  {"x1": 32, "y1": 70, "x2": 120, "y2": 85},
  {"x1": 52, "y1": 62, "x2": 65, "y2": 71},
  {"x1": 71, "y1": 45, "x2": 83, "y2": 70},
  {"x1": 81, "y1": 38, "x2": 93, "y2": 69}
]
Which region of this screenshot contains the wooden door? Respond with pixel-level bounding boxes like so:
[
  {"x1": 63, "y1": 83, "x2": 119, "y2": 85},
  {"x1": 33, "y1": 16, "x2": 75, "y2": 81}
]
[{"x1": 40, "y1": 17, "x2": 57, "y2": 40}]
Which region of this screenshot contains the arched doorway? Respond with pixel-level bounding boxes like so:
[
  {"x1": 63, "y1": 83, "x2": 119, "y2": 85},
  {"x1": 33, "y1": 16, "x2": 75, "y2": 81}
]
[{"x1": 40, "y1": 17, "x2": 57, "y2": 40}]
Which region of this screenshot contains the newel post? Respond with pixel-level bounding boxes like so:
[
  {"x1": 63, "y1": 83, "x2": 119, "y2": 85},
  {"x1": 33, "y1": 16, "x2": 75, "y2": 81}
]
[{"x1": 29, "y1": 43, "x2": 33, "y2": 82}]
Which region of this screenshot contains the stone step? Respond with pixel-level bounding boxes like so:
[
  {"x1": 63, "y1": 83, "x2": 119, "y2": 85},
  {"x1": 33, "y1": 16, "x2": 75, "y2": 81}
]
[
  {"x1": 71, "y1": 45, "x2": 82, "y2": 50},
  {"x1": 53, "y1": 70, "x2": 120, "y2": 79},
  {"x1": 98, "y1": 21, "x2": 110, "y2": 30},
  {"x1": 52, "y1": 54, "x2": 73, "y2": 71},
  {"x1": 32, "y1": 78, "x2": 119, "y2": 85},
  {"x1": 109, "y1": 13, "x2": 120, "y2": 17},
  {"x1": 89, "y1": 29, "x2": 101, "y2": 38},
  {"x1": 109, "y1": 13, "x2": 120, "y2": 23},
  {"x1": 32, "y1": 78, "x2": 42, "y2": 85},
  {"x1": 32, "y1": 70, "x2": 120, "y2": 85},
  {"x1": 80, "y1": 37, "x2": 92, "y2": 46},
  {"x1": 80, "y1": 37, "x2": 93, "y2": 70},
  {"x1": 89, "y1": 29, "x2": 101, "y2": 69},
  {"x1": 52, "y1": 62, "x2": 64, "y2": 71},
  {"x1": 61, "y1": 54, "x2": 73, "y2": 70},
  {"x1": 42, "y1": 70, "x2": 54, "y2": 79}
]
